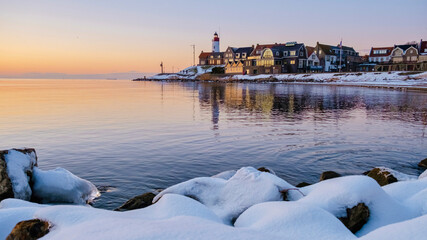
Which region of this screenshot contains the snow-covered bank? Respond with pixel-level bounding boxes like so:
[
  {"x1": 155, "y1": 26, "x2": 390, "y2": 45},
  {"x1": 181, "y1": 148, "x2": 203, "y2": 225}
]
[
  {"x1": 231, "y1": 71, "x2": 427, "y2": 88},
  {"x1": 141, "y1": 70, "x2": 427, "y2": 89},
  {"x1": 2, "y1": 166, "x2": 427, "y2": 239},
  {"x1": 137, "y1": 65, "x2": 221, "y2": 81}
]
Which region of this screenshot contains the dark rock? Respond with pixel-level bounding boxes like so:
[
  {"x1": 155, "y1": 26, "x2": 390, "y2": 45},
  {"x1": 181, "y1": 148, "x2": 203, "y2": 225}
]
[
  {"x1": 0, "y1": 151, "x2": 14, "y2": 200},
  {"x1": 6, "y1": 219, "x2": 50, "y2": 240},
  {"x1": 114, "y1": 192, "x2": 156, "y2": 211},
  {"x1": 362, "y1": 170, "x2": 370, "y2": 175},
  {"x1": 366, "y1": 168, "x2": 398, "y2": 186},
  {"x1": 0, "y1": 148, "x2": 38, "y2": 201},
  {"x1": 296, "y1": 182, "x2": 311, "y2": 188},
  {"x1": 319, "y1": 171, "x2": 341, "y2": 181},
  {"x1": 339, "y1": 203, "x2": 370, "y2": 234},
  {"x1": 418, "y1": 158, "x2": 427, "y2": 168},
  {"x1": 257, "y1": 167, "x2": 276, "y2": 175}
]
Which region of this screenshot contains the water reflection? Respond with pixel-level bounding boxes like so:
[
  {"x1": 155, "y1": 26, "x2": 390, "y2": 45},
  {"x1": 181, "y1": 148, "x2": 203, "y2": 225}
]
[{"x1": 193, "y1": 82, "x2": 427, "y2": 131}]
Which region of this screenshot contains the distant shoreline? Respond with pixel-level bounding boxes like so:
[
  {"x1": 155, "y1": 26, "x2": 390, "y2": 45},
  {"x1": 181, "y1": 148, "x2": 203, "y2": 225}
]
[{"x1": 133, "y1": 71, "x2": 427, "y2": 91}]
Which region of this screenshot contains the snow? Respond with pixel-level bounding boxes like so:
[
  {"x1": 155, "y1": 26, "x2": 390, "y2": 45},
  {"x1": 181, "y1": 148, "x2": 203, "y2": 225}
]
[
  {"x1": 419, "y1": 169, "x2": 427, "y2": 179},
  {"x1": 360, "y1": 214, "x2": 427, "y2": 240},
  {"x1": 297, "y1": 176, "x2": 417, "y2": 236},
  {"x1": 153, "y1": 167, "x2": 297, "y2": 224},
  {"x1": 232, "y1": 71, "x2": 427, "y2": 88},
  {"x1": 150, "y1": 65, "x2": 221, "y2": 80},
  {"x1": 235, "y1": 201, "x2": 356, "y2": 240},
  {"x1": 31, "y1": 167, "x2": 100, "y2": 204},
  {"x1": 2, "y1": 167, "x2": 427, "y2": 239},
  {"x1": 4, "y1": 150, "x2": 37, "y2": 200}
]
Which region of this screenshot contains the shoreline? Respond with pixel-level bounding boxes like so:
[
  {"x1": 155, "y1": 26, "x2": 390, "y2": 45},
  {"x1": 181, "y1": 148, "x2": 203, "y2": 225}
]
[{"x1": 133, "y1": 70, "x2": 427, "y2": 91}]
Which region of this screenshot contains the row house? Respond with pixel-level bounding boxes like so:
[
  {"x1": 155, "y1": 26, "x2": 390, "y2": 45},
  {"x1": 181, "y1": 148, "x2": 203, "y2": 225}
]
[
  {"x1": 369, "y1": 47, "x2": 394, "y2": 63},
  {"x1": 306, "y1": 46, "x2": 321, "y2": 71},
  {"x1": 391, "y1": 44, "x2": 419, "y2": 63},
  {"x1": 314, "y1": 42, "x2": 361, "y2": 72},
  {"x1": 244, "y1": 42, "x2": 307, "y2": 74},
  {"x1": 420, "y1": 39, "x2": 427, "y2": 62},
  {"x1": 224, "y1": 46, "x2": 253, "y2": 74},
  {"x1": 198, "y1": 51, "x2": 224, "y2": 66}
]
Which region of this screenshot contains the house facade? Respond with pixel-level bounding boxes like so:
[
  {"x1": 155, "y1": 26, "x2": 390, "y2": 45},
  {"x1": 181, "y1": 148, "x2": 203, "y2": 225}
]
[
  {"x1": 369, "y1": 47, "x2": 393, "y2": 63},
  {"x1": 314, "y1": 42, "x2": 360, "y2": 72},
  {"x1": 244, "y1": 42, "x2": 307, "y2": 74},
  {"x1": 306, "y1": 46, "x2": 321, "y2": 71},
  {"x1": 419, "y1": 40, "x2": 427, "y2": 62},
  {"x1": 224, "y1": 46, "x2": 253, "y2": 74},
  {"x1": 198, "y1": 32, "x2": 225, "y2": 66},
  {"x1": 391, "y1": 44, "x2": 418, "y2": 63}
]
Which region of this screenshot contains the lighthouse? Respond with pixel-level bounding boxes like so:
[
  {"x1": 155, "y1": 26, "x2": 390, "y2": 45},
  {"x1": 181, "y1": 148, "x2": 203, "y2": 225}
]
[{"x1": 212, "y1": 32, "x2": 220, "y2": 53}]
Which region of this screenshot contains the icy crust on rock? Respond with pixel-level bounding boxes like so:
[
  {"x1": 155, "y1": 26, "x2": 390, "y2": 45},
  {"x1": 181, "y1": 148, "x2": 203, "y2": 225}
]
[
  {"x1": 235, "y1": 201, "x2": 356, "y2": 240},
  {"x1": 375, "y1": 167, "x2": 418, "y2": 181},
  {"x1": 4, "y1": 150, "x2": 37, "y2": 200},
  {"x1": 298, "y1": 176, "x2": 417, "y2": 236},
  {"x1": 32, "y1": 167, "x2": 100, "y2": 204},
  {"x1": 153, "y1": 167, "x2": 297, "y2": 224}
]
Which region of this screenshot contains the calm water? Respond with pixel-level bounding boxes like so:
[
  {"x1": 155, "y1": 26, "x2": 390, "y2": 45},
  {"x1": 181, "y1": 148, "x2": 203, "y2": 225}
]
[{"x1": 1, "y1": 79, "x2": 426, "y2": 209}]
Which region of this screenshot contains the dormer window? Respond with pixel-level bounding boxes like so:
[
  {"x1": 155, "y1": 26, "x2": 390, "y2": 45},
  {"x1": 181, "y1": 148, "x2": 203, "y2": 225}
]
[
  {"x1": 242, "y1": 53, "x2": 247, "y2": 58},
  {"x1": 275, "y1": 51, "x2": 279, "y2": 56},
  {"x1": 300, "y1": 51, "x2": 304, "y2": 57},
  {"x1": 236, "y1": 53, "x2": 240, "y2": 58},
  {"x1": 283, "y1": 51, "x2": 288, "y2": 56},
  {"x1": 290, "y1": 51, "x2": 296, "y2": 56}
]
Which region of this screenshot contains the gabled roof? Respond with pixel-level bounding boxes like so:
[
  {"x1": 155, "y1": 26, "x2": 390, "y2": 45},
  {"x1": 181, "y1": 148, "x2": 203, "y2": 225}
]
[
  {"x1": 234, "y1": 47, "x2": 253, "y2": 55},
  {"x1": 317, "y1": 43, "x2": 335, "y2": 55},
  {"x1": 251, "y1": 44, "x2": 283, "y2": 56},
  {"x1": 395, "y1": 44, "x2": 418, "y2": 52},
  {"x1": 199, "y1": 52, "x2": 212, "y2": 58},
  {"x1": 369, "y1": 47, "x2": 394, "y2": 57},
  {"x1": 306, "y1": 46, "x2": 315, "y2": 56}
]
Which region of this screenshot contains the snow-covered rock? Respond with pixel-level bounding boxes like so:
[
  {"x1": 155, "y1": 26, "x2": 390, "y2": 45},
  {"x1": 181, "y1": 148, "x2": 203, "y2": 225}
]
[
  {"x1": 297, "y1": 176, "x2": 417, "y2": 236},
  {"x1": 419, "y1": 169, "x2": 427, "y2": 179},
  {"x1": 3, "y1": 149, "x2": 37, "y2": 201},
  {"x1": 153, "y1": 167, "x2": 297, "y2": 224},
  {"x1": 31, "y1": 167, "x2": 100, "y2": 204},
  {"x1": 235, "y1": 201, "x2": 356, "y2": 240}
]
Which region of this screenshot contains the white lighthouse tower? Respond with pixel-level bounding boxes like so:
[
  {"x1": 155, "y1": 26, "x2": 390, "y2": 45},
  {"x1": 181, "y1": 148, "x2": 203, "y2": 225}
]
[{"x1": 212, "y1": 32, "x2": 220, "y2": 53}]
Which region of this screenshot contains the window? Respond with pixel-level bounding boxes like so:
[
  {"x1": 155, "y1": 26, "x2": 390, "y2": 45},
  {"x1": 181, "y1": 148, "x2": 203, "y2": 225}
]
[
  {"x1": 300, "y1": 51, "x2": 304, "y2": 56},
  {"x1": 275, "y1": 51, "x2": 279, "y2": 56},
  {"x1": 424, "y1": 49, "x2": 427, "y2": 53},
  {"x1": 298, "y1": 60, "x2": 303, "y2": 68},
  {"x1": 256, "y1": 50, "x2": 261, "y2": 54},
  {"x1": 290, "y1": 51, "x2": 296, "y2": 56},
  {"x1": 308, "y1": 60, "x2": 313, "y2": 66},
  {"x1": 290, "y1": 60, "x2": 295, "y2": 64},
  {"x1": 242, "y1": 53, "x2": 246, "y2": 58},
  {"x1": 312, "y1": 55, "x2": 316, "y2": 59},
  {"x1": 236, "y1": 53, "x2": 240, "y2": 58},
  {"x1": 411, "y1": 56, "x2": 417, "y2": 61},
  {"x1": 283, "y1": 51, "x2": 288, "y2": 56}
]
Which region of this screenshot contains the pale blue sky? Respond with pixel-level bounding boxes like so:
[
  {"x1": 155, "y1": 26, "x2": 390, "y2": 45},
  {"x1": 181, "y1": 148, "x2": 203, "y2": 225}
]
[{"x1": 1, "y1": 0, "x2": 426, "y2": 75}]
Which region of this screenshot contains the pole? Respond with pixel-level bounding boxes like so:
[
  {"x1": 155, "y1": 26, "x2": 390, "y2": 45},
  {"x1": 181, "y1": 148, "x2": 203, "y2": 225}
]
[
  {"x1": 190, "y1": 44, "x2": 196, "y2": 66},
  {"x1": 340, "y1": 39, "x2": 342, "y2": 72}
]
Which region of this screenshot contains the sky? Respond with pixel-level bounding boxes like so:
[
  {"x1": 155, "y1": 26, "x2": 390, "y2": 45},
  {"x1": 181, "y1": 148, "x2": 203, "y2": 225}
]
[{"x1": 1, "y1": 0, "x2": 426, "y2": 78}]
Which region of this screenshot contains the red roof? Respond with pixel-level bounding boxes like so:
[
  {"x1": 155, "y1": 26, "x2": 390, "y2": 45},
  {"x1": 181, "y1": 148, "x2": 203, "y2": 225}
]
[
  {"x1": 199, "y1": 52, "x2": 212, "y2": 58},
  {"x1": 369, "y1": 47, "x2": 394, "y2": 57},
  {"x1": 306, "y1": 46, "x2": 315, "y2": 56}
]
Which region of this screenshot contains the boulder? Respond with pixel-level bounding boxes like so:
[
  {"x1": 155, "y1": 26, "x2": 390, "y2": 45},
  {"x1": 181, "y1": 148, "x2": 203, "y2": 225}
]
[
  {"x1": 366, "y1": 168, "x2": 398, "y2": 186},
  {"x1": 0, "y1": 148, "x2": 37, "y2": 201},
  {"x1": 339, "y1": 203, "x2": 370, "y2": 234},
  {"x1": 6, "y1": 219, "x2": 50, "y2": 240},
  {"x1": 418, "y1": 158, "x2": 427, "y2": 168},
  {"x1": 257, "y1": 167, "x2": 276, "y2": 175},
  {"x1": 114, "y1": 192, "x2": 157, "y2": 211},
  {"x1": 319, "y1": 171, "x2": 341, "y2": 181}
]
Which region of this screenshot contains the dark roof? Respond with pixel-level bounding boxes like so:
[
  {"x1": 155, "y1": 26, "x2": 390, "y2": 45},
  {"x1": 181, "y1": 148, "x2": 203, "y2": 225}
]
[
  {"x1": 369, "y1": 47, "x2": 394, "y2": 57},
  {"x1": 251, "y1": 44, "x2": 283, "y2": 56},
  {"x1": 234, "y1": 47, "x2": 253, "y2": 55},
  {"x1": 317, "y1": 43, "x2": 335, "y2": 55},
  {"x1": 395, "y1": 44, "x2": 418, "y2": 52},
  {"x1": 211, "y1": 52, "x2": 224, "y2": 58}
]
